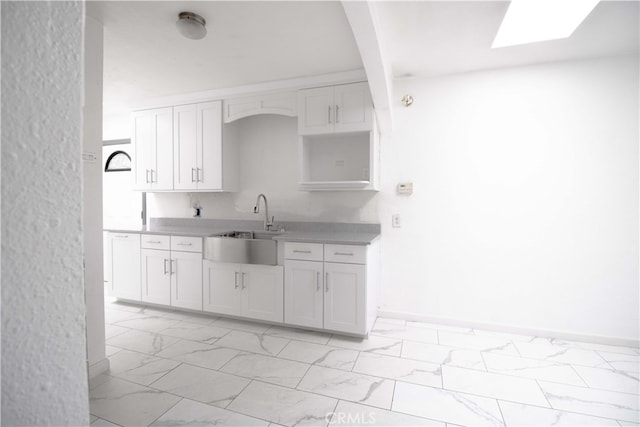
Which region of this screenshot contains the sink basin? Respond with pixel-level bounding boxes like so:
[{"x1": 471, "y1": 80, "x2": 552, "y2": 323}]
[{"x1": 204, "y1": 230, "x2": 282, "y2": 265}]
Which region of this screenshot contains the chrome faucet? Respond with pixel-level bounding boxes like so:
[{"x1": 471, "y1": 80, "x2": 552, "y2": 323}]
[{"x1": 253, "y1": 193, "x2": 274, "y2": 231}]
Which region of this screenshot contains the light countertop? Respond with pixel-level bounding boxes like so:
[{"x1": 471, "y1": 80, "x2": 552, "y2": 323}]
[{"x1": 105, "y1": 218, "x2": 380, "y2": 245}]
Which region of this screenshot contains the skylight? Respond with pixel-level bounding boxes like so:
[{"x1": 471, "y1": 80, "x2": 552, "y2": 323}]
[{"x1": 492, "y1": 0, "x2": 600, "y2": 48}]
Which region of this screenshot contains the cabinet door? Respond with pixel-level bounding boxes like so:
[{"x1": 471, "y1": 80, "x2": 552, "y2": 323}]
[
  {"x1": 323, "y1": 262, "x2": 366, "y2": 334},
  {"x1": 141, "y1": 249, "x2": 171, "y2": 305},
  {"x1": 110, "y1": 233, "x2": 141, "y2": 301},
  {"x1": 132, "y1": 107, "x2": 173, "y2": 190},
  {"x1": 297, "y1": 86, "x2": 334, "y2": 135},
  {"x1": 202, "y1": 261, "x2": 241, "y2": 315},
  {"x1": 132, "y1": 110, "x2": 154, "y2": 190},
  {"x1": 198, "y1": 101, "x2": 223, "y2": 190},
  {"x1": 153, "y1": 107, "x2": 174, "y2": 190},
  {"x1": 284, "y1": 260, "x2": 323, "y2": 328},
  {"x1": 334, "y1": 82, "x2": 373, "y2": 133},
  {"x1": 171, "y1": 251, "x2": 203, "y2": 311},
  {"x1": 173, "y1": 104, "x2": 198, "y2": 190},
  {"x1": 241, "y1": 265, "x2": 284, "y2": 323}
]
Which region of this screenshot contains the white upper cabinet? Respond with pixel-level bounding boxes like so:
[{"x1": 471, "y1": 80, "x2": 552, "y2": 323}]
[
  {"x1": 297, "y1": 82, "x2": 378, "y2": 191},
  {"x1": 132, "y1": 107, "x2": 173, "y2": 191},
  {"x1": 298, "y1": 82, "x2": 373, "y2": 135},
  {"x1": 297, "y1": 87, "x2": 334, "y2": 134},
  {"x1": 333, "y1": 83, "x2": 374, "y2": 133},
  {"x1": 223, "y1": 92, "x2": 297, "y2": 123},
  {"x1": 134, "y1": 101, "x2": 236, "y2": 192},
  {"x1": 173, "y1": 101, "x2": 226, "y2": 191},
  {"x1": 173, "y1": 104, "x2": 198, "y2": 190}
]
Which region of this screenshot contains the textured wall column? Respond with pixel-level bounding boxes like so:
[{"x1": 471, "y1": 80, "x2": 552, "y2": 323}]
[{"x1": 1, "y1": 2, "x2": 89, "y2": 425}]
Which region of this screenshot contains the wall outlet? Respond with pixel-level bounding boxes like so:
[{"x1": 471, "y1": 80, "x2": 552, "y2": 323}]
[{"x1": 392, "y1": 214, "x2": 401, "y2": 228}]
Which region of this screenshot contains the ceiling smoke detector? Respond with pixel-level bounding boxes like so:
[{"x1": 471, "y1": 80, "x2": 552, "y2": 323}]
[{"x1": 176, "y1": 11, "x2": 207, "y2": 40}]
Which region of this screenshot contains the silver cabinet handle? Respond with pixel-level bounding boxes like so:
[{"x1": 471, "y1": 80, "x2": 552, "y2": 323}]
[
  {"x1": 241, "y1": 272, "x2": 246, "y2": 290},
  {"x1": 163, "y1": 259, "x2": 169, "y2": 275},
  {"x1": 335, "y1": 105, "x2": 340, "y2": 123},
  {"x1": 191, "y1": 168, "x2": 197, "y2": 183},
  {"x1": 325, "y1": 272, "x2": 329, "y2": 292},
  {"x1": 145, "y1": 169, "x2": 150, "y2": 183},
  {"x1": 149, "y1": 169, "x2": 155, "y2": 183},
  {"x1": 328, "y1": 105, "x2": 332, "y2": 124},
  {"x1": 334, "y1": 252, "x2": 353, "y2": 256},
  {"x1": 293, "y1": 250, "x2": 311, "y2": 254},
  {"x1": 172, "y1": 260, "x2": 176, "y2": 275},
  {"x1": 146, "y1": 240, "x2": 162, "y2": 244},
  {"x1": 316, "y1": 272, "x2": 320, "y2": 291},
  {"x1": 176, "y1": 242, "x2": 192, "y2": 246},
  {"x1": 234, "y1": 272, "x2": 239, "y2": 289},
  {"x1": 197, "y1": 168, "x2": 202, "y2": 182},
  {"x1": 114, "y1": 234, "x2": 129, "y2": 239}
]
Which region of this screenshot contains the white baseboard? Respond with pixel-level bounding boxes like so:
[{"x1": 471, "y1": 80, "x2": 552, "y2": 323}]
[
  {"x1": 88, "y1": 358, "x2": 110, "y2": 379},
  {"x1": 377, "y1": 309, "x2": 639, "y2": 349}
]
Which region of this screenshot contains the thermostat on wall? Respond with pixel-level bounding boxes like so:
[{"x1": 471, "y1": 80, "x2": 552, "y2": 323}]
[{"x1": 397, "y1": 182, "x2": 413, "y2": 195}]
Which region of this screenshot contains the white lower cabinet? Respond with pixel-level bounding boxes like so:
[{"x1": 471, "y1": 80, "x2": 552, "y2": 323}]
[
  {"x1": 284, "y1": 260, "x2": 323, "y2": 328},
  {"x1": 171, "y1": 251, "x2": 203, "y2": 310},
  {"x1": 242, "y1": 264, "x2": 284, "y2": 323},
  {"x1": 323, "y1": 262, "x2": 366, "y2": 334},
  {"x1": 109, "y1": 233, "x2": 141, "y2": 301},
  {"x1": 141, "y1": 248, "x2": 171, "y2": 305},
  {"x1": 203, "y1": 261, "x2": 284, "y2": 323},
  {"x1": 284, "y1": 242, "x2": 373, "y2": 335},
  {"x1": 108, "y1": 231, "x2": 375, "y2": 336},
  {"x1": 140, "y1": 234, "x2": 203, "y2": 310},
  {"x1": 202, "y1": 262, "x2": 242, "y2": 316}
]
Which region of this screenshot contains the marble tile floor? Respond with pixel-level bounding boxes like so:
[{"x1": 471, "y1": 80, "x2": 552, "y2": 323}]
[{"x1": 91, "y1": 300, "x2": 640, "y2": 426}]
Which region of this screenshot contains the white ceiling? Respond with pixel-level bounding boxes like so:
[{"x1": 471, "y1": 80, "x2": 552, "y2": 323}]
[
  {"x1": 87, "y1": 1, "x2": 363, "y2": 114},
  {"x1": 88, "y1": 1, "x2": 639, "y2": 115},
  {"x1": 375, "y1": 0, "x2": 639, "y2": 79}
]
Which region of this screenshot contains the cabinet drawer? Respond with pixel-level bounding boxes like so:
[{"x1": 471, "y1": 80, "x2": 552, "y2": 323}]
[
  {"x1": 141, "y1": 234, "x2": 170, "y2": 250},
  {"x1": 324, "y1": 244, "x2": 366, "y2": 264},
  {"x1": 171, "y1": 235, "x2": 202, "y2": 253},
  {"x1": 284, "y1": 242, "x2": 323, "y2": 261}
]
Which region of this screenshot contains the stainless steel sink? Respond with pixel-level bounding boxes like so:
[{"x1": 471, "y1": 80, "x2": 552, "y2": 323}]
[{"x1": 204, "y1": 231, "x2": 283, "y2": 265}]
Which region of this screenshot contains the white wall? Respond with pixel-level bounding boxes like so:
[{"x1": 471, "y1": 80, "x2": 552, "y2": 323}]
[
  {"x1": 84, "y1": 15, "x2": 107, "y2": 376},
  {"x1": 147, "y1": 115, "x2": 379, "y2": 223},
  {"x1": 379, "y1": 55, "x2": 639, "y2": 342},
  {"x1": 1, "y1": 1, "x2": 90, "y2": 424},
  {"x1": 103, "y1": 112, "x2": 130, "y2": 141}
]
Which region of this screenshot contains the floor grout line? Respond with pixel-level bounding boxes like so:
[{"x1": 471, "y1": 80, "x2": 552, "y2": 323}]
[{"x1": 535, "y1": 378, "x2": 554, "y2": 409}]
